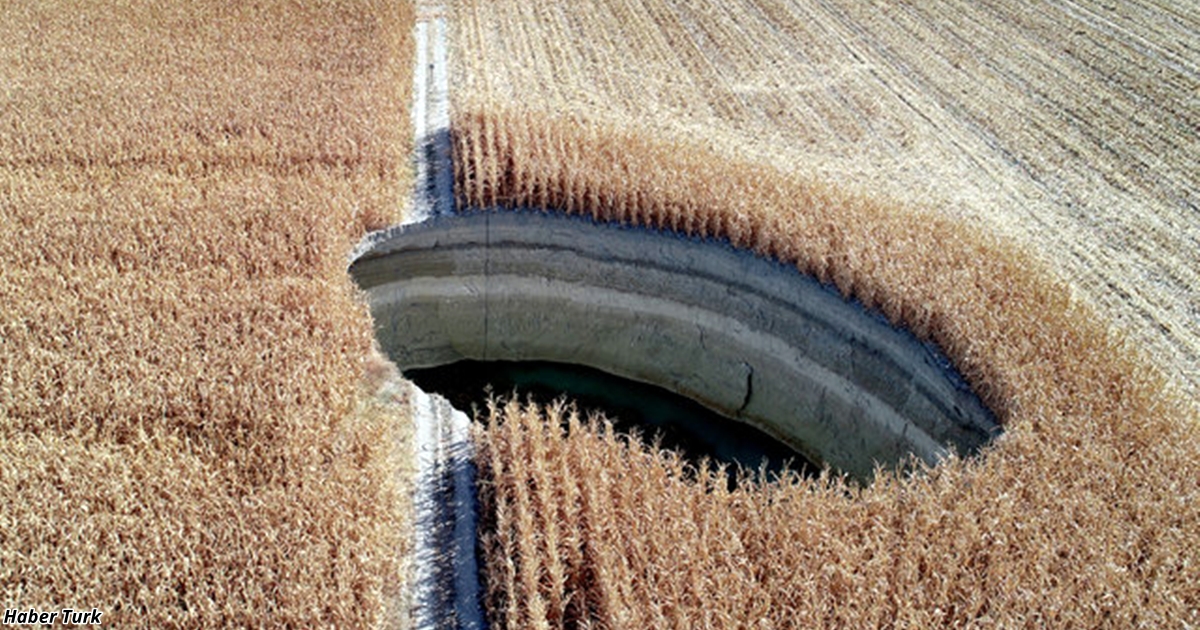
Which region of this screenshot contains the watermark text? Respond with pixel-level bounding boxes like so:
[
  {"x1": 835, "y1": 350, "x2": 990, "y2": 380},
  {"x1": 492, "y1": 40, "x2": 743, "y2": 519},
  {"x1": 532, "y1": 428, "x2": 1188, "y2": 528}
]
[{"x1": 3, "y1": 608, "x2": 102, "y2": 625}]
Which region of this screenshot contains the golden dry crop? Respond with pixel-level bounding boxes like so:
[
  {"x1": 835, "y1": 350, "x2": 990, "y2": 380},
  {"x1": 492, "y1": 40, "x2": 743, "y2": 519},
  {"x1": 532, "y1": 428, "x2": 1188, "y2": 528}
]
[
  {"x1": 454, "y1": 0, "x2": 1200, "y2": 401},
  {"x1": 452, "y1": 0, "x2": 1200, "y2": 627},
  {"x1": 1, "y1": 1, "x2": 414, "y2": 626},
  {"x1": 6, "y1": 0, "x2": 1196, "y2": 626}
]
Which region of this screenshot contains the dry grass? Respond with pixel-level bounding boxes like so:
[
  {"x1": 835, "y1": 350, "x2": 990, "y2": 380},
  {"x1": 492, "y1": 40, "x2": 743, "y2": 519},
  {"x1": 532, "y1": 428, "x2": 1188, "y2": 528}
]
[
  {"x1": 451, "y1": 0, "x2": 1200, "y2": 626},
  {"x1": 1, "y1": 0, "x2": 414, "y2": 626}
]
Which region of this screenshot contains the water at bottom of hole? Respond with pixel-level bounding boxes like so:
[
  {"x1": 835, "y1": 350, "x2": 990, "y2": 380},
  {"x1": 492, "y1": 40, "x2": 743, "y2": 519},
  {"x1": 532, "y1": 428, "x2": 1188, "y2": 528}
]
[{"x1": 405, "y1": 359, "x2": 815, "y2": 484}]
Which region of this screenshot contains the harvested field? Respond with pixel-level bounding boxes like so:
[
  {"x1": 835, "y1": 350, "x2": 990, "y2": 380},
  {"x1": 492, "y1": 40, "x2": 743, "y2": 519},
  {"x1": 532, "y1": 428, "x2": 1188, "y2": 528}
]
[
  {"x1": 454, "y1": 0, "x2": 1200, "y2": 400},
  {"x1": 1, "y1": 1, "x2": 414, "y2": 627},
  {"x1": 452, "y1": 0, "x2": 1200, "y2": 627}
]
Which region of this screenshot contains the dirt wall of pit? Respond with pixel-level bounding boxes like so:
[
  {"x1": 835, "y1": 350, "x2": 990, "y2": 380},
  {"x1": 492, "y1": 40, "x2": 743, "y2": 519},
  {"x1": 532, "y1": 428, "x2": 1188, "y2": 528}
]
[{"x1": 351, "y1": 210, "x2": 998, "y2": 480}]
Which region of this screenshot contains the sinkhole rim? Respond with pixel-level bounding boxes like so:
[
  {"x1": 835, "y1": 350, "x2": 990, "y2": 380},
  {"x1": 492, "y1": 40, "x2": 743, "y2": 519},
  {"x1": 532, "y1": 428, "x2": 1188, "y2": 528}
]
[{"x1": 350, "y1": 208, "x2": 1002, "y2": 482}]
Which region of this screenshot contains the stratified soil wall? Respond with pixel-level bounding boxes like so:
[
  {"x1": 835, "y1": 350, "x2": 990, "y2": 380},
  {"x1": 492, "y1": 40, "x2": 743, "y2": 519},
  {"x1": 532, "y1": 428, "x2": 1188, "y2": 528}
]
[{"x1": 351, "y1": 210, "x2": 998, "y2": 479}]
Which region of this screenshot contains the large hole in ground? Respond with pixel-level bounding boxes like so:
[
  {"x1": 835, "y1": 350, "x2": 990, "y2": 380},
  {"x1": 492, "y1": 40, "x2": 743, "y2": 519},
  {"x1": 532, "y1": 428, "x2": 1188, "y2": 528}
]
[
  {"x1": 351, "y1": 210, "x2": 1001, "y2": 482},
  {"x1": 407, "y1": 359, "x2": 815, "y2": 480}
]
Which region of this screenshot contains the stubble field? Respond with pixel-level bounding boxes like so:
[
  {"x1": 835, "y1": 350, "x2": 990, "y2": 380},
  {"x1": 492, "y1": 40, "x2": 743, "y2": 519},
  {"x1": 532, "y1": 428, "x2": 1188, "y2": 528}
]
[{"x1": 456, "y1": 0, "x2": 1199, "y2": 400}]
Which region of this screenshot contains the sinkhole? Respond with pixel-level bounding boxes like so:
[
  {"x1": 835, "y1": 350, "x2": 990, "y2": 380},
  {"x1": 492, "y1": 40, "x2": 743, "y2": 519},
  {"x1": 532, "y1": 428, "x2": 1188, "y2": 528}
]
[
  {"x1": 407, "y1": 359, "x2": 814, "y2": 480},
  {"x1": 350, "y1": 209, "x2": 1001, "y2": 482}
]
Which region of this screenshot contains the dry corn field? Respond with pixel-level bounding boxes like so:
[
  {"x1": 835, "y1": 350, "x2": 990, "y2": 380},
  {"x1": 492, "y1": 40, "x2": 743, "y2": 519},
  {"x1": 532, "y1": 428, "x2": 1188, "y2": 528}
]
[
  {"x1": 453, "y1": 0, "x2": 1200, "y2": 627},
  {"x1": 1, "y1": 1, "x2": 414, "y2": 627},
  {"x1": 455, "y1": 0, "x2": 1200, "y2": 401}
]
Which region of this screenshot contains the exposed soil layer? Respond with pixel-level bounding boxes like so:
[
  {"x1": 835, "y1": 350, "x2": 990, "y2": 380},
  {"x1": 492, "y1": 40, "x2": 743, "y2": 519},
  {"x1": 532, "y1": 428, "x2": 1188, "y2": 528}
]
[{"x1": 351, "y1": 210, "x2": 999, "y2": 481}]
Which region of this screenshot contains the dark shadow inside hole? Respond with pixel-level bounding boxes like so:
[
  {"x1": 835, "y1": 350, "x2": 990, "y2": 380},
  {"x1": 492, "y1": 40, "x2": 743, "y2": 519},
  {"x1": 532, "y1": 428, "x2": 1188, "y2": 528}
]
[{"x1": 407, "y1": 359, "x2": 816, "y2": 483}]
